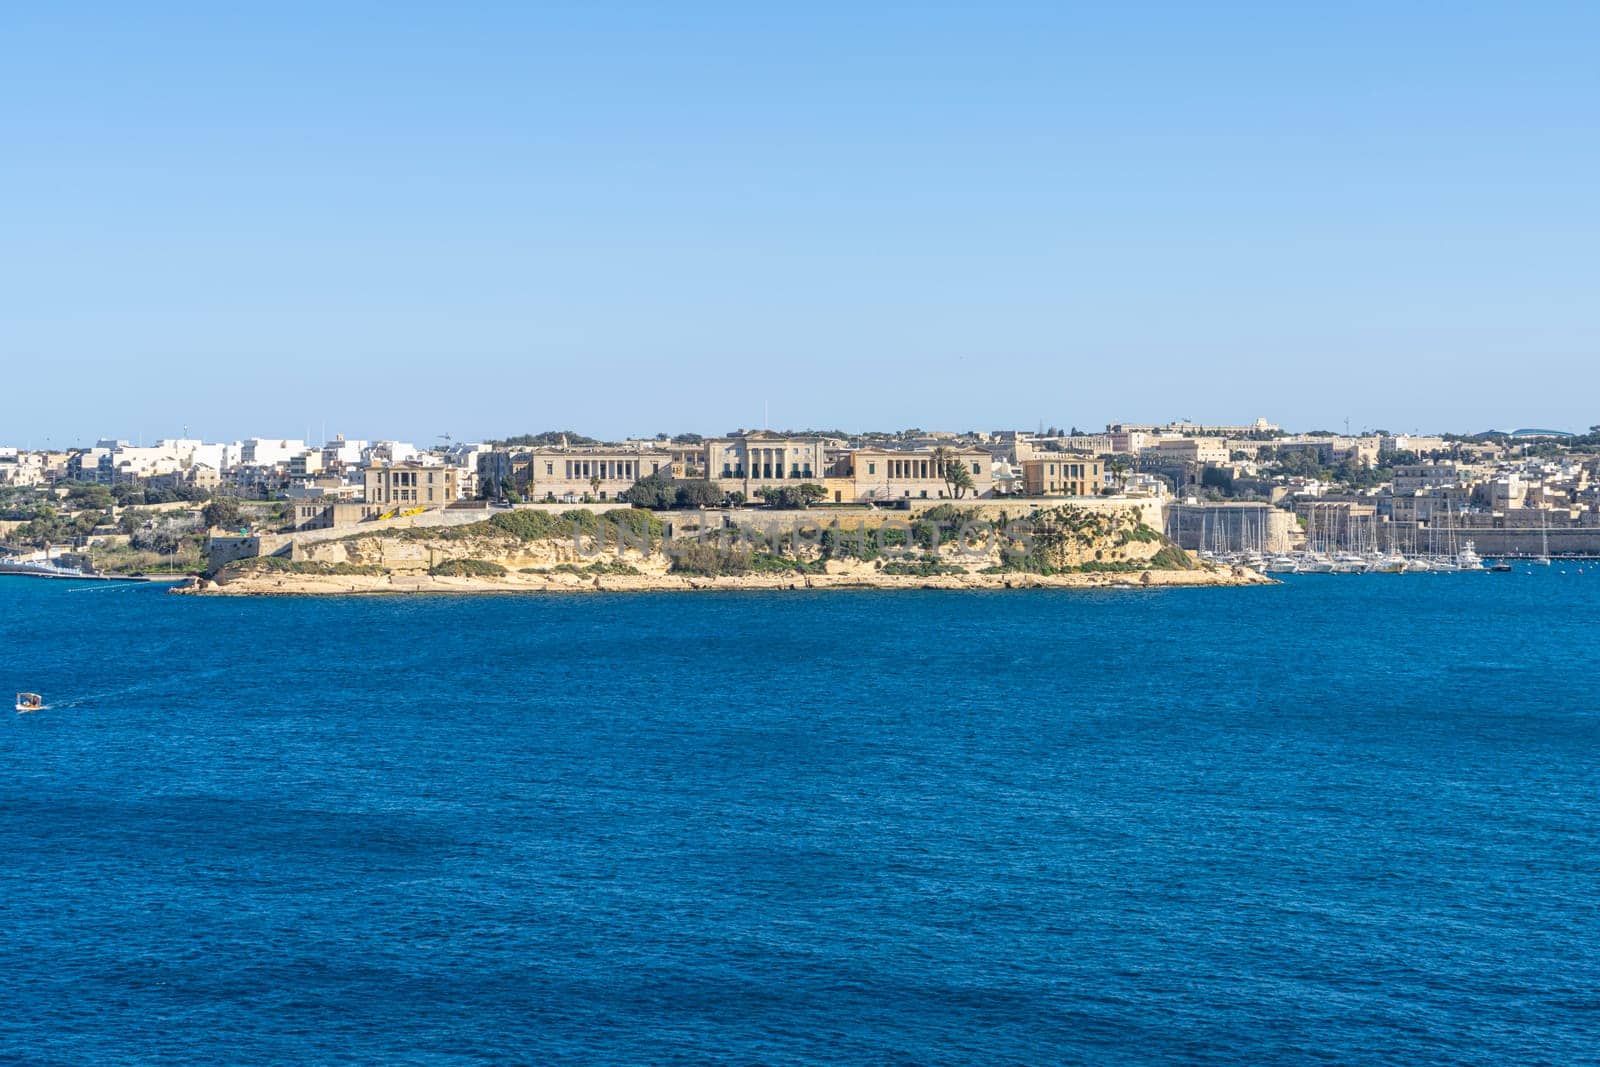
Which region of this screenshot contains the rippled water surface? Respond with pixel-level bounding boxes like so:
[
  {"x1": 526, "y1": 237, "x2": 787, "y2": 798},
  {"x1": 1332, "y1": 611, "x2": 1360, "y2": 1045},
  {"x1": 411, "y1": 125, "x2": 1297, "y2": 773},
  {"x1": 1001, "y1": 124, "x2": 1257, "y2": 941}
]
[{"x1": 2, "y1": 572, "x2": 1597, "y2": 1064}]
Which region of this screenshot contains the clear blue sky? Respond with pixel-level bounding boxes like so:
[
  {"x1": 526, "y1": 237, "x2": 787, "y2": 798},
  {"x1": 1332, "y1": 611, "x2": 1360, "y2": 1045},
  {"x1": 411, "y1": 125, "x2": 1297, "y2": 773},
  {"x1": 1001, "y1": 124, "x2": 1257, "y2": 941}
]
[{"x1": 3, "y1": 2, "x2": 1597, "y2": 447}]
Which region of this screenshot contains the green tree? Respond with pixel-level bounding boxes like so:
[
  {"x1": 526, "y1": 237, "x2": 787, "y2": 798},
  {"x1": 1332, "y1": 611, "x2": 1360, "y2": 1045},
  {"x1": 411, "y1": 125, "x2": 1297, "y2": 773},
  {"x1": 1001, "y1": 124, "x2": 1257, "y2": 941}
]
[
  {"x1": 941, "y1": 455, "x2": 976, "y2": 499},
  {"x1": 1106, "y1": 455, "x2": 1132, "y2": 491},
  {"x1": 202, "y1": 498, "x2": 243, "y2": 530},
  {"x1": 493, "y1": 430, "x2": 599, "y2": 447},
  {"x1": 755, "y1": 484, "x2": 824, "y2": 509},
  {"x1": 674, "y1": 480, "x2": 724, "y2": 508},
  {"x1": 132, "y1": 527, "x2": 182, "y2": 555},
  {"x1": 66, "y1": 483, "x2": 114, "y2": 509},
  {"x1": 622, "y1": 473, "x2": 677, "y2": 510}
]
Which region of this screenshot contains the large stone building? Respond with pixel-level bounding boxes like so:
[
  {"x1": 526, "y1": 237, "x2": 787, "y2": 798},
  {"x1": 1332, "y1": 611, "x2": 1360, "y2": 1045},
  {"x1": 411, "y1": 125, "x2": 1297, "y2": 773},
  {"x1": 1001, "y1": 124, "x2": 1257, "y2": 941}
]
[
  {"x1": 1275, "y1": 435, "x2": 1382, "y2": 468},
  {"x1": 522, "y1": 448, "x2": 673, "y2": 501},
  {"x1": 1021, "y1": 454, "x2": 1104, "y2": 496},
  {"x1": 364, "y1": 463, "x2": 458, "y2": 509},
  {"x1": 1144, "y1": 437, "x2": 1231, "y2": 465},
  {"x1": 1392, "y1": 464, "x2": 1460, "y2": 493},
  {"x1": 843, "y1": 447, "x2": 994, "y2": 503},
  {"x1": 707, "y1": 434, "x2": 829, "y2": 499},
  {"x1": 291, "y1": 500, "x2": 387, "y2": 530}
]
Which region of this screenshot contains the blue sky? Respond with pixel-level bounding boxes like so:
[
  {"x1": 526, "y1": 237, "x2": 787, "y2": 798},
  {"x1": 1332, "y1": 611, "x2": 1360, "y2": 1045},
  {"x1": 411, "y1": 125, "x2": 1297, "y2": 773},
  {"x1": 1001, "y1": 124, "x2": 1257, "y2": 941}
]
[{"x1": 2, "y1": 2, "x2": 1597, "y2": 446}]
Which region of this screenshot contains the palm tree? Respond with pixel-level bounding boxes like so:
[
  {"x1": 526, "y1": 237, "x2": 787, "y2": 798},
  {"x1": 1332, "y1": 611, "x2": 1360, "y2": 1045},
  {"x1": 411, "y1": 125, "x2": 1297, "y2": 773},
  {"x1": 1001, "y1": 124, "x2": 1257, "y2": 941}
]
[
  {"x1": 1107, "y1": 455, "x2": 1131, "y2": 492},
  {"x1": 947, "y1": 462, "x2": 975, "y2": 499},
  {"x1": 935, "y1": 447, "x2": 976, "y2": 499}
]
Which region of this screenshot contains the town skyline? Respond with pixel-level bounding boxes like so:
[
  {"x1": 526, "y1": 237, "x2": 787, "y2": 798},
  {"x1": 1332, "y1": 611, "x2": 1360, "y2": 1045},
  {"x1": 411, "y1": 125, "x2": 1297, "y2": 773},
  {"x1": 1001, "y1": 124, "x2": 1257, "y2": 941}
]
[
  {"x1": 7, "y1": 409, "x2": 1597, "y2": 583},
  {"x1": 4, "y1": 411, "x2": 1596, "y2": 455}
]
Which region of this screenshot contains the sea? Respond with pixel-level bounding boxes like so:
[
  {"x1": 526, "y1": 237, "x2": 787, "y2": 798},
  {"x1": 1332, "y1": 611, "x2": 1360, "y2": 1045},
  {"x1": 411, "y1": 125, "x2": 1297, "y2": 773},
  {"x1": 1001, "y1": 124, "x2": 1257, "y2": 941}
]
[{"x1": 2, "y1": 570, "x2": 1597, "y2": 1065}]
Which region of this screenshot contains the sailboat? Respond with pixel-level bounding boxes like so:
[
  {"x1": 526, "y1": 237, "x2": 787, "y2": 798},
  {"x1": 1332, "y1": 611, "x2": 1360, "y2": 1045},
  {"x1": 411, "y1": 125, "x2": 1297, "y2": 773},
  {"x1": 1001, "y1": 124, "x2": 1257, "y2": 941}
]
[
  {"x1": 1299, "y1": 505, "x2": 1333, "y2": 572},
  {"x1": 1537, "y1": 510, "x2": 1552, "y2": 565}
]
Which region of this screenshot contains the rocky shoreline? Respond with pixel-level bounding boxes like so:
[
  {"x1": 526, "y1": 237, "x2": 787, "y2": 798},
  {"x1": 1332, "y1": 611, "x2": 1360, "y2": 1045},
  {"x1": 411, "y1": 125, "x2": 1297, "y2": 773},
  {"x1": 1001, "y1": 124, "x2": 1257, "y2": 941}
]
[{"x1": 174, "y1": 564, "x2": 1273, "y2": 597}]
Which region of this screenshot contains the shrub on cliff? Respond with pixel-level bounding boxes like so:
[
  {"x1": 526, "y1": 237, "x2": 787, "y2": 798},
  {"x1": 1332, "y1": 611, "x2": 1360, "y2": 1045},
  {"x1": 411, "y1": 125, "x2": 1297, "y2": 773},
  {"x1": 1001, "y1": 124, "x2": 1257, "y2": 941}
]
[
  {"x1": 670, "y1": 541, "x2": 751, "y2": 576},
  {"x1": 217, "y1": 557, "x2": 384, "y2": 581},
  {"x1": 1149, "y1": 545, "x2": 1196, "y2": 570},
  {"x1": 606, "y1": 508, "x2": 664, "y2": 544},
  {"x1": 881, "y1": 555, "x2": 968, "y2": 577},
  {"x1": 430, "y1": 559, "x2": 507, "y2": 577},
  {"x1": 487, "y1": 510, "x2": 567, "y2": 540}
]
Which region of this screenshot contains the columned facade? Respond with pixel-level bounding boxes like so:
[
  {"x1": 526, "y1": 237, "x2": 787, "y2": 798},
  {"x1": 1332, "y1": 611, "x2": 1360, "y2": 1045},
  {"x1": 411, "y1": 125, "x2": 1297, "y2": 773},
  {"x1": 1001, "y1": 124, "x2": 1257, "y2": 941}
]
[{"x1": 706, "y1": 435, "x2": 827, "y2": 498}]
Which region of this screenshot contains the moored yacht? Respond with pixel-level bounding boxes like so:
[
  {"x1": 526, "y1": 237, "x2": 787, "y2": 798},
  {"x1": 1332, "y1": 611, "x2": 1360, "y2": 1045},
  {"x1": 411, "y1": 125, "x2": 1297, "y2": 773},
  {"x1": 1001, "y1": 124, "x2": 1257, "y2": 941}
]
[{"x1": 1367, "y1": 552, "x2": 1407, "y2": 574}]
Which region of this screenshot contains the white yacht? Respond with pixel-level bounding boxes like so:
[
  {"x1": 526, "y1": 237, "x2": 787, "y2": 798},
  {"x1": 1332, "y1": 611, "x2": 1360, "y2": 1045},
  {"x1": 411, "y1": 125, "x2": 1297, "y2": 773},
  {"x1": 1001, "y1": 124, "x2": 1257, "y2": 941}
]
[{"x1": 1367, "y1": 552, "x2": 1407, "y2": 574}]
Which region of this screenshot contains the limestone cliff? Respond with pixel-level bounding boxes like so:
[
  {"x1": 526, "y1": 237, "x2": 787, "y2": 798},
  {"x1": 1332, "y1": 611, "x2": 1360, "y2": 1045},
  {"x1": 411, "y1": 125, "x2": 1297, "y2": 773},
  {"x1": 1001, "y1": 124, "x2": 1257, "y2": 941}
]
[{"x1": 193, "y1": 504, "x2": 1271, "y2": 595}]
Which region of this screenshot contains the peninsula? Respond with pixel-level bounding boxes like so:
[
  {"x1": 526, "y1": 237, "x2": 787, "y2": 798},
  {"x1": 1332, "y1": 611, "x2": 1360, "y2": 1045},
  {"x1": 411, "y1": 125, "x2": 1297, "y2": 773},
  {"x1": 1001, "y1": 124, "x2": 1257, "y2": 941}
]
[
  {"x1": 7, "y1": 420, "x2": 1593, "y2": 591},
  {"x1": 180, "y1": 502, "x2": 1270, "y2": 596}
]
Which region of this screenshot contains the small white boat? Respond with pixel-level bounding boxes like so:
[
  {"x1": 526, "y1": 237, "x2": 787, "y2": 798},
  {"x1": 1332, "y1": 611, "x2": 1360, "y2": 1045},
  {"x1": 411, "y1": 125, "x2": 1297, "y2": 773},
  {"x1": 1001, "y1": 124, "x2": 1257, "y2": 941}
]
[{"x1": 15, "y1": 692, "x2": 43, "y2": 714}]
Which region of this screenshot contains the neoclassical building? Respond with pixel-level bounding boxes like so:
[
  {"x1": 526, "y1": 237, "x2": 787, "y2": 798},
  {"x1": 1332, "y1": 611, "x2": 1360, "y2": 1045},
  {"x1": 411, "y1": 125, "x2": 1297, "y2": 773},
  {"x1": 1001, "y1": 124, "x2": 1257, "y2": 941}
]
[
  {"x1": 521, "y1": 447, "x2": 673, "y2": 501},
  {"x1": 845, "y1": 447, "x2": 994, "y2": 502},
  {"x1": 1020, "y1": 454, "x2": 1103, "y2": 496},
  {"x1": 706, "y1": 433, "x2": 830, "y2": 498}
]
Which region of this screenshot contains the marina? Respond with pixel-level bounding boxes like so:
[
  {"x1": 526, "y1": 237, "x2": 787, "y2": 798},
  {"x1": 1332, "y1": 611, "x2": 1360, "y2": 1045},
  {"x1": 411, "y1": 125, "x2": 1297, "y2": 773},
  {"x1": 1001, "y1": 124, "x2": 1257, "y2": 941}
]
[{"x1": 0, "y1": 552, "x2": 176, "y2": 583}]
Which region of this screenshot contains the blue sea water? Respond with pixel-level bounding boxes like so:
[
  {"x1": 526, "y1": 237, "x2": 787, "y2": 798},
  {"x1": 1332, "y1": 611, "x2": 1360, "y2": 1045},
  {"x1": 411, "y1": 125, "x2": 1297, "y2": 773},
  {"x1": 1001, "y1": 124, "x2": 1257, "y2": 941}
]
[{"x1": 1, "y1": 572, "x2": 1597, "y2": 1065}]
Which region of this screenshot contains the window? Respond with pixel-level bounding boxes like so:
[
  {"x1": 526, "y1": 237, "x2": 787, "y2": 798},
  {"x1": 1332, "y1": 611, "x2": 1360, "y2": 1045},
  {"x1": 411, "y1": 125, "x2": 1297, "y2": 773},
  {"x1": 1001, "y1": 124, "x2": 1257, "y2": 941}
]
[
  {"x1": 972, "y1": 461, "x2": 981, "y2": 475},
  {"x1": 546, "y1": 463, "x2": 554, "y2": 475},
  {"x1": 868, "y1": 462, "x2": 875, "y2": 475}
]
